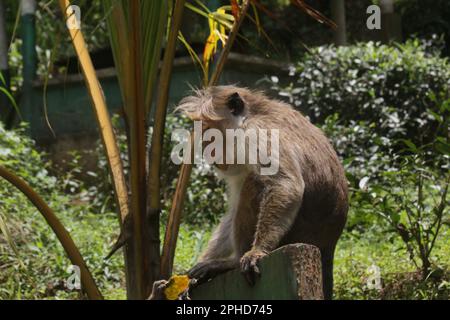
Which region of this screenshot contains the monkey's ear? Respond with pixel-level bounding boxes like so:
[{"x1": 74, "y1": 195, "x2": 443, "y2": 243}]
[{"x1": 227, "y1": 92, "x2": 245, "y2": 116}]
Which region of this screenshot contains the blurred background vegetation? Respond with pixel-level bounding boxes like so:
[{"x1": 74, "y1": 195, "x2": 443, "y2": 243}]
[{"x1": 0, "y1": 0, "x2": 449, "y2": 299}]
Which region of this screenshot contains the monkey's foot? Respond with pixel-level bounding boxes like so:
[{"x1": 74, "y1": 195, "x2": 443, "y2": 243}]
[
  {"x1": 240, "y1": 249, "x2": 267, "y2": 286},
  {"x1": 188, "y1": 260, "x2": 235, "y2": 285}
]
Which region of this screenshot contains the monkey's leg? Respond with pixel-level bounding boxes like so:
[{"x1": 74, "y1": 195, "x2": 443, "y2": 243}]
[
  {"x1": 320, "y1": 246, "x2": 335, "y2": 300},
  {"x1": 240, "y1": 177, "x2": 304, "y2": 285}
]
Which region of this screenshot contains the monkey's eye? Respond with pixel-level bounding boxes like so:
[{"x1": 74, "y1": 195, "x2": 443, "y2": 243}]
[{"x1": 227, "y1": 92, "x2": 245, "y2": 116}]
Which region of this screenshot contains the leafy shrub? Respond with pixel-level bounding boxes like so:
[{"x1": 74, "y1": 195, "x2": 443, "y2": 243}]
[
  {"x1": 272, "y1": 41, "x2": 450, "y2": 227},
  {"x1": 359, "y1": 149, "x2": 449, "y2": 273},
  {"x1": 396, "y1": 0, "x2": 450, "y2": 57},
  {"x1": 0, "y1": 123, "x2": 124, "y2": 299},
  {"x1": 0, "y1": 123, "x2": 57, "y2": 194},
  {"x1": 273, "y1": 41, "x2": 450, "y2": 152}
]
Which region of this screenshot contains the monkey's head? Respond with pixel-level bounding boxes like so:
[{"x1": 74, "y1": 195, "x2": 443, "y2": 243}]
[
  {"x1": 176, "y1": 86, "x2": 260, "y2": 172},
  {"x1": 176, "y1": 86, "x2": 279, "y2": 175},
  {"x1": 176, "y1": 86, "x2": 257, "y2": 131}
]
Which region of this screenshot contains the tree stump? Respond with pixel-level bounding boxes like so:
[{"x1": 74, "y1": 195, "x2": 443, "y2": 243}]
[{"x1": 190, "y1": 243, "x2": 323, "y2": 300}]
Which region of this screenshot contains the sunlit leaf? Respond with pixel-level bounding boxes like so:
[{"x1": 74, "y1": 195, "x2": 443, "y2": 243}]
[{"x1": 402, "y1": 139, "x2": 418, "y2": 152}]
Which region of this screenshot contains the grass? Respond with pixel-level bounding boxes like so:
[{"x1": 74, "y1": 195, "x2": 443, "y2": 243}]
[
  {"x1": 334, "y1": 228, "x2": 450, "y2": 299},
  {"x1": 0, "y1": 187, "x2": 125, "y2": 299},
  {"x1": 1, "y1": 190, "x2": 449, "y2": 300}
]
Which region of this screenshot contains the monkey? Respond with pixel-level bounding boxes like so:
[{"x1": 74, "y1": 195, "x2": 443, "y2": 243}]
[{"x1": 176, "y1": 85, "x2": 348, "y2": 300}]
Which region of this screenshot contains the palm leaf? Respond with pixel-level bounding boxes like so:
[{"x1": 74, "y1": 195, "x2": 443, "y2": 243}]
[
  {"x1": 58, "y1": 0, "x2": 129, "y2": 226},
  {"x1": 103, "y1": 0, "x2": 170, "y2": 299},
  {"x1": 290, "y1": 0, "x2": 337, "y2": 29},
  {"x1": 148, "y1": 0, "x2": 187, "y2": 259},
  {"x1": 103, "y1": 0, "x2": 169, "y2": 115}
]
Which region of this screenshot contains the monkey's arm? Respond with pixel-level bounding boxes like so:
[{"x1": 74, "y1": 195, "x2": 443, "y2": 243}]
[
  {"x1": 188, "y1": 214, "x2": 238, "y2": 283},
  {"x1": 241, "y1": 175, "x2": 304, "y2": 284},
  {"x1": 198, "y1": 213, "x2": 234, "y2": 262},
  {"x1": 254, "y1": 177, "x2": 303, "y2": 251}
]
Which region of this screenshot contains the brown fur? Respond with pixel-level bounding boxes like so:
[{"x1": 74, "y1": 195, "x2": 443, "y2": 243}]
[{"x1": 178, "y1": 86, "x2": 348, "y2": 299}]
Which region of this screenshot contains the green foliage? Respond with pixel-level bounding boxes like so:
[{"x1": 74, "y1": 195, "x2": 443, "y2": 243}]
[
  {"x1": 274, "y1": 41, "x2": 450, "y2": 150},
  {"x1": 2, "y1": 36, "x2": 450, "y2": 299},
  {"x1": 334, "y1": 231, "x2": 450, "y2": 300},
  {"x1": 396, "y1": 0, "x2": 450, "y2": 56},
  {"x1": 172, "y1": 225, "x2": 211, "y2": 275},
  {"x1": 0, "y1": 123, "x2": 55, "y2": 193},
  {"x1": 0, "y1": 123, "x2": 124, "y2": 299},
  {"x1": 0, "y1": 121, "x2": 217, "y2": 299},
  {"x1": 355, "y1": 138, "x2": 449, "y2": 275},
  {"x1": 273, "y1": 41, "x2": 450, "y2": 231},
  {"x1": 4, "y1": 1, "x2": 110, "y2": 95}
]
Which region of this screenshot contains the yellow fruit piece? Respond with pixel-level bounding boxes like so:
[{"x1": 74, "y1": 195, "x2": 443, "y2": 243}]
[{"x1": 164, "y1": 275, "x2": 190, "y2": 300}]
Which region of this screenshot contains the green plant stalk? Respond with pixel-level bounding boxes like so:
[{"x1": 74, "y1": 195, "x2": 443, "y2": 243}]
[
  {"x1": 126, "y1": 0, "x2": 153, "y2": 300},
  {"x1": 103, "y1": 0, "x2": 171, "y2": 299},
  {"x1": 59, "y1": 0, "x2": 133, "y2": 299},
  {"x1": 142, "y1": 0, "x2": 169, "y2": 113},
  {"x1": 58, "y1": 0, "x2": 129, "y2": 225},
  {"x1": 147, "y1": 0, "x2": 186, "y2": 280},
  {"x1": 425, "y1": 175, "x2": 449, "y2": 264},
  {"x1": 0, "y1": 165, "x2": 103, "y2": 300}
]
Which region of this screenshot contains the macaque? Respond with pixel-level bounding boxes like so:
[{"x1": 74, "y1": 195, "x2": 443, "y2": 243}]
[{"x1": 176, "y1": 85, "x2": 348, "y2": 300}]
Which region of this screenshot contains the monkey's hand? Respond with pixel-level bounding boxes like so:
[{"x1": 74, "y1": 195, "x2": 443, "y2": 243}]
[
  {"x1": 240, "y1": 249, "x2": 267, "y2": 286},
  {"x1": 148, "y1": 280, "x2": 169, "y2": 300},
  {"x1": 188, "y1": 259, "x2": 235, "y2": 285}
]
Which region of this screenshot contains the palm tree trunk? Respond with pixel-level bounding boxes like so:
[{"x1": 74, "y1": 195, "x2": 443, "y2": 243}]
[
  {"x1": 126, "y1": 0, "x2": 154, "y2": 299},
  {"x1": 147, "y1": 0, "x2": 186, "y2": 281}
]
